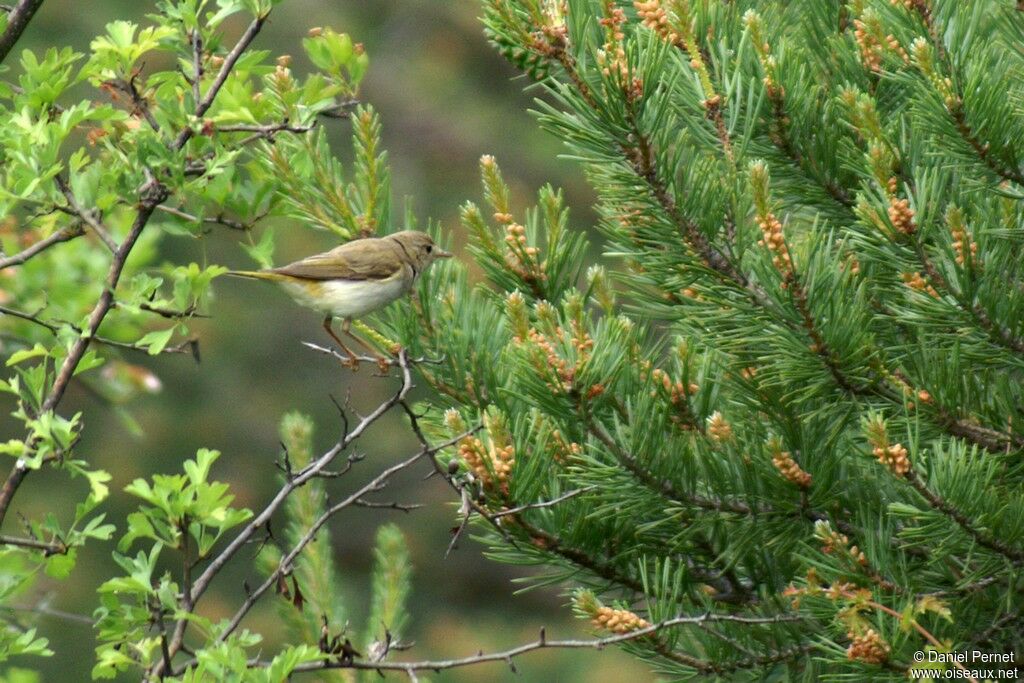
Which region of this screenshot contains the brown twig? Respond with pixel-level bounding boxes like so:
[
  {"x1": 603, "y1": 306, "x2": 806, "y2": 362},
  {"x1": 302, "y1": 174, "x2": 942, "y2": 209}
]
[
  {"x1": 150, "y1": 351, "x2": 422, "y2": 677},
  {"x1": 835, "y1": 586, "x2": 977, "y2": 682},
  {"x1": 278, "y1": 613, "x2": 804, "y2": 676},
  {"x1": 0, "y1": 304, "x2": 193, "y2": 356},
  {"x1": 154, "y1": 204, "x2": 254, "y2": 232},
  {"x1": 0, "y1": 0, "x2": 44, "y2": 64},
  {"x1": 55, "y1": 175, "x2": 118, "y2": 252},
  {"x1": 0, "y1": 533, "x2": 66, "y2": 554},
  {"x1": 171, "y1": 12, "x2": 269, "y2": 151},
  {"x1": 213, "y1": 433, "x2": 459, "y2": 645},
  {"x1": 0, "y1": 225, "x2": 84, "y2": 269},
  {"x1": 0, "y1": 181, "x2": 168, "y2": 528}
]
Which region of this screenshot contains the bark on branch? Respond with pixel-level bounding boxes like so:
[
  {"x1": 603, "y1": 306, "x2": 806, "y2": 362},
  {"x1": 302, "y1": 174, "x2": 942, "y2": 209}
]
[{"x1": 0, "y1": 0, "x2": 44, "y2": 64}]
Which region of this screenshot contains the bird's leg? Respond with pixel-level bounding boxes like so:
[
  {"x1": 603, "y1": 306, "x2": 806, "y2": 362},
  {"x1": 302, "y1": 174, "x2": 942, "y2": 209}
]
[
  {"x1": 341, "y1": 319, "x2": 391, "y2": 375},
  {"x1": 323, "y1": 317, "x2": 359, "y2": 371}
]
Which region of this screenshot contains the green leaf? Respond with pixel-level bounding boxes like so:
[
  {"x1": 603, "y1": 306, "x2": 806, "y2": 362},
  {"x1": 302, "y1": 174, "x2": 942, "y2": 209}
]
[
  {"x1": 85, "y1": 469, "x2": 112, "y2": 502},
  {"x1": 44, "y1": 549, "x2": 78, "y2": 579},
  {"x1": 241, "y1": 226, "x2": 275, "y2": 268},
  {"x1": 136, "y1": 328, "x2": 175, "y2": 356},
  {"x1": 6, "y1": 344, "x2": 50, "y2": 367},
  {"x1": 0, "y1": 440, "x2": 26, "y2": 458}
]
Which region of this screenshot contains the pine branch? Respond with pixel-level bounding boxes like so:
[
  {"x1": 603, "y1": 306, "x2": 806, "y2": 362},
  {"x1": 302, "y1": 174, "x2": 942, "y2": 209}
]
[{"x1": 904, "y1": 470, "x2": 1024, "y2": 564}]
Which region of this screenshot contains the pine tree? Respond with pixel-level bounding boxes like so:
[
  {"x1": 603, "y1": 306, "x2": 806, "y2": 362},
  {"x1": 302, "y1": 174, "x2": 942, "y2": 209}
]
[{"x1": 376, "y1": 1, "x2": 1024, "y2": 678}]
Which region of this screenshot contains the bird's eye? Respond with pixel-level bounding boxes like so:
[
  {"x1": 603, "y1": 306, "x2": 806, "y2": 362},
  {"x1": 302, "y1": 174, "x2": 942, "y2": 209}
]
[{"x1": 426, "y1": 245, "x2": 433, "y2": 253}]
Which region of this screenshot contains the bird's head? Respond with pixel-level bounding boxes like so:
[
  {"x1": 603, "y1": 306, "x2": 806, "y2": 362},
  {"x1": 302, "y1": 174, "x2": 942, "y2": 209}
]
[{"x1": 387, "y1": 230, "x2": 453, "y2": 270}]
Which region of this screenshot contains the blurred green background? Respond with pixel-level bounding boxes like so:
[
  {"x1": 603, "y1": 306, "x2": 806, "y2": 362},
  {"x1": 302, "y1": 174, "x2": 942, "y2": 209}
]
[{"x1": 3, "y1": 1, "x2": 650, "y2": 680}]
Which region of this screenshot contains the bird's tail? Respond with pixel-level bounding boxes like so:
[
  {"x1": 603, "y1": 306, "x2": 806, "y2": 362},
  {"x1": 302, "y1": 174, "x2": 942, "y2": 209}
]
[{"x1": 223, "y1": 269, "x2": 285, "y2": 282}]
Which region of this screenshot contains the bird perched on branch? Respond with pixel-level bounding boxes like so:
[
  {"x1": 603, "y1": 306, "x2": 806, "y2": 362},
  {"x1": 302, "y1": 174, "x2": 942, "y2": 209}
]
[{"x1": 226, "y1": 230, "x2": 451, "y2": 371}]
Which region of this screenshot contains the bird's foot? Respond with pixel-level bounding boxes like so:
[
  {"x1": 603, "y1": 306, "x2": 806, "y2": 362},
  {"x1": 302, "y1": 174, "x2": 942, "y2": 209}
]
[
  {"x1": 340, "y1": 355, "x2": 360, "y2": 372},
  {"x1": 374, "y1": 356, "x2": 392, "y2": 376}
]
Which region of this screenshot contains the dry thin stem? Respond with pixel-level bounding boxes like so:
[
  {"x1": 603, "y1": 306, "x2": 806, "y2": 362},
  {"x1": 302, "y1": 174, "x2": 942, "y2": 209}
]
[
  {"x1": 282, "y1": 612, "x2": 804, "y2": 676},
  {"x1": 0, "y1": 225, "x2": 84, "y2": 269},
  {"x1": 489, "y1": 487, "x2": 596, "y2": 519},
  {"x1": 1, "y1": 602, "x2": 94, "y2": 626},
  {"x1": 154, "y1": 204, "x2": 254, "y2": 231},
  {"x1": 0, "y1": 533, "x2": 65, "y2": 554},
  {"x1": 0, "y1": 302, "x2": 195, "y2": 357},
  {"x1": 55, "y1": 174, "x2": 118, "y2": 252},
  {"x1": 152, "y1": 351, "x2": 420, "y2": 677},
  {"x1": 213, "y1": 427, "x2": 471, "y2": 645}
]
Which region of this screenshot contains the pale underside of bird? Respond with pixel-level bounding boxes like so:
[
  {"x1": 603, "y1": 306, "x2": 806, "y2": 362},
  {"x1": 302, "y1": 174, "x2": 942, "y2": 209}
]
[{"x1": 227, "y1": 231, "x2": 450, "y2": 371}]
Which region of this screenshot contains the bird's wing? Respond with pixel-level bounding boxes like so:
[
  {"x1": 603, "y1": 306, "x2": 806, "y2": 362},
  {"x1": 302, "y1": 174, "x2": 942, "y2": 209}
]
[{"x1": 271, "y1": 240, "x2": 403, "y2": 281}]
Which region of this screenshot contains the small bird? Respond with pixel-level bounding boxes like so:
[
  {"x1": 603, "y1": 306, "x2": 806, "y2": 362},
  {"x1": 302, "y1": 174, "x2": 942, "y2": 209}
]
[{"x1": 227, "y1": 230, "x2": 451, "y2": 370}]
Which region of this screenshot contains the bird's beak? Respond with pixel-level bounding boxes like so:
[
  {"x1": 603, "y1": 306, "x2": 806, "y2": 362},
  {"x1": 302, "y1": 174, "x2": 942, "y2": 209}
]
[{"x1": 435, "y1": 247, "x2": 453, "y2": 259}]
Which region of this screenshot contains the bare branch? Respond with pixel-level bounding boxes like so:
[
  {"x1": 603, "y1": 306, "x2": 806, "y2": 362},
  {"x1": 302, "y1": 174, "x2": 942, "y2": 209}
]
[
  {"x1": 1, "y1": 602, "x2": 94, "y2": 626},
  {"x1": 154, "y1": 204, "x2": 254, "y2": 231},
  {"x1": 213, "y1": 444, "x2": 438, "y2": 643},
  {"x1": 0, "y1": 224, "x2": 84, "y2": 269},
  {"x1": 216, "y1": 121, "x2": 312, "y2": 135},
  {"x1": 0, "y1": 0, "x2": 44, "y2": 64},
  {"x1": 189, "y1": 30, "x2": 203, "y2": 105},
  {"x1": 0, "y1": 304, "x2": 196, "y2": 356},
  {"x1": 279, "y1": 613, "x2": 805, "y2": 676},
  {"x1": 489, "y1": 487, "x2": 596, "y2": 519},
  {"x1": 152, "y1": 351, "x2": 428, "y2": 676},
  {"x1": 302, "y1": 342, "x2": 445, "y2": 366},
  {"x1": 352, "y1": 499, "x2": 421, "y2": 512},
  {"x1": 55, "y1": 175, "x2": 118, "y2": 252},
  {"x1": 0, "y1": 533, "x2": 66, "y2": 554}
]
